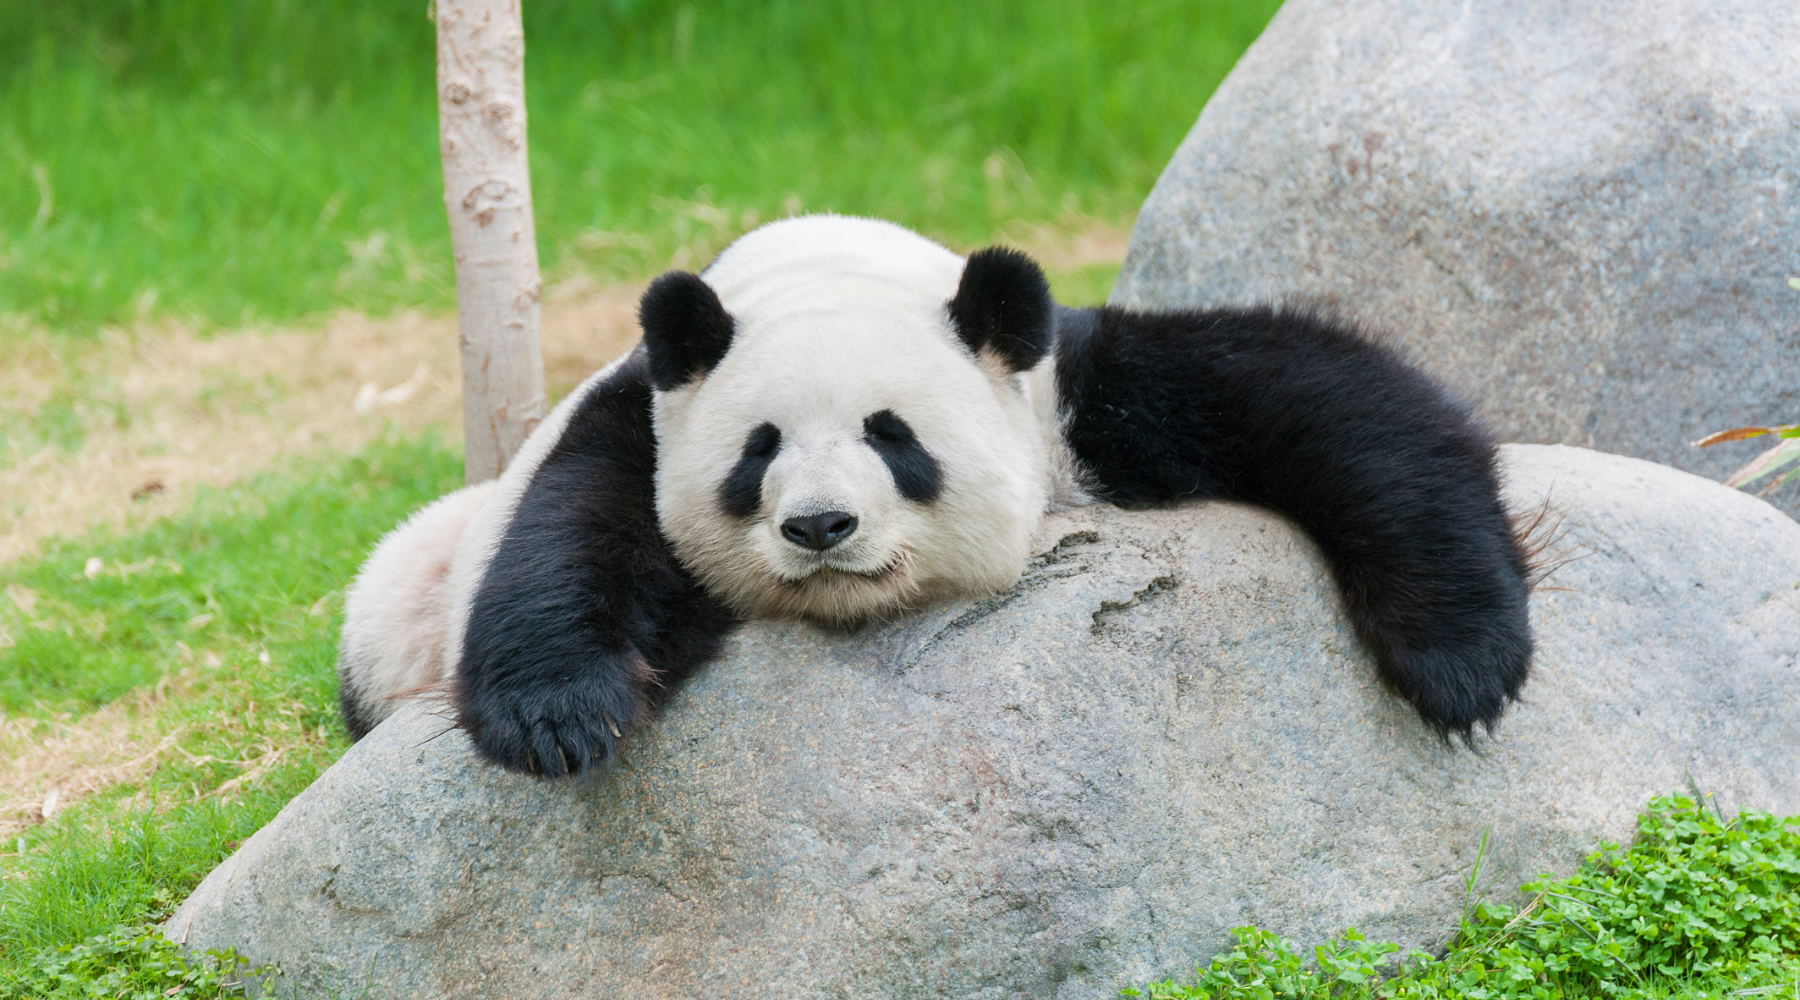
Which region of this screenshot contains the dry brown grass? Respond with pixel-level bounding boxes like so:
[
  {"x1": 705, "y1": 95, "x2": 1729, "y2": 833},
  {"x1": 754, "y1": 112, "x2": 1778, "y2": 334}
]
[
  {"x1": 1000, "y1": 220, "x2": 1132, "y2": 273},
  {"x1": 0, "y1": 282, "x2": 645, "y2": 566},
  {"x1": 0, "y1": 685, "x2": 178, "y2": 837},
  {"x1": 0, "y1": 661, "x2": 354, "y2": 836}
]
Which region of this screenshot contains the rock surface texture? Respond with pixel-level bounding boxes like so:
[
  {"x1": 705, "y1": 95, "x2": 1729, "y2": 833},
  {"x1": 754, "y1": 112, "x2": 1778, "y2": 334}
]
[
  {"x1": 1114, "y1": 0, "x2": 1800, "y2": 517},
  {"x1": 169, "y1": 446, "x2": 1800, "y2": 1000}
]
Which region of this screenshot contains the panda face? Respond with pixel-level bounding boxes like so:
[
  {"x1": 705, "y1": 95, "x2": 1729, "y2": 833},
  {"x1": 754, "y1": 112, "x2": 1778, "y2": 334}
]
[
  {"x1": 655, "y1": 306, "x2": 1048, "y2": 622},
  {"x1": 647, "y1": 217, "x2": 1054, "y2": 623}
]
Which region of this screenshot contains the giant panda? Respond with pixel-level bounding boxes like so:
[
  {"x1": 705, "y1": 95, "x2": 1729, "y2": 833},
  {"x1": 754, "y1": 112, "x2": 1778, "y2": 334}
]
[{"x1": 338, "y1": 215, "x2": 1533, "y2": 778}]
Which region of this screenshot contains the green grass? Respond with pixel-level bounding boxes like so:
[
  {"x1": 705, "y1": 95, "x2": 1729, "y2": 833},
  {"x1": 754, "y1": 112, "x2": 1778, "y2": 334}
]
[
  {"x1": 1126, "y1": 796, "x2": 1800, "y2": 1000},
  {"x1": 0, "y1": 434, "x2": 463, "y2": 988},
  {"x1": 0, "y1": 0, "x2": 1280, "y2": 332},
  {"x1": 0, "y1": 435, "x2": 460, "y2": 712},
  {"x1": 3, "y1": 922, "x2": 266, "y2": 999}
]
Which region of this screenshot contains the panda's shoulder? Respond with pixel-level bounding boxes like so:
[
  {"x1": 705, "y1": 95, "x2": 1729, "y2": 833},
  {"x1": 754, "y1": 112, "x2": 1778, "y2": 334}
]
[
  {"x1": 541, "y1": 348, "x2": 655, "y2": 460},
  {"x1": 443, "y1": 348, "x2": 655, "y2": 644}
]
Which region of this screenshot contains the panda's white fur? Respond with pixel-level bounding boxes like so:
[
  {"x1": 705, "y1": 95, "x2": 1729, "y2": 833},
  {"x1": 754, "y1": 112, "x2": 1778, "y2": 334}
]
[
  {"x1": 653, "y1": 216, "x2": 1084, "y2": 620},
  {"x1": 335, "y1": 479, "x2": 493, "y2": 734}
]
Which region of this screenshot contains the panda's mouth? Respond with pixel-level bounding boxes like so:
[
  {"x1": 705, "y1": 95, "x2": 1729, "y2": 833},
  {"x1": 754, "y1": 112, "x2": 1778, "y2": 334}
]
[
  {"x1": 803, "y1": 557, "x2": 905, "y2": 583},
  {"x1": 759, "y1": 547, "x2": 916, "y2": 621},
  {"x1": 775, "y1": 542, "x2": 910, "y2": 585}
]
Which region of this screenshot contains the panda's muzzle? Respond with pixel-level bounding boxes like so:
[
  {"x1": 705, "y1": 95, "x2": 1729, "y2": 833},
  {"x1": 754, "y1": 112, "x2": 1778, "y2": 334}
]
[{"x1": 780, "y1": 510, "x2": 858, "y2": 551}]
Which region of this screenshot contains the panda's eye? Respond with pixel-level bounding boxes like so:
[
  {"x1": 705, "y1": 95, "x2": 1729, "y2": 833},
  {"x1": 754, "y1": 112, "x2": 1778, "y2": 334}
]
[
  {"x1": 719, "y1": 423, "x2": 782, "y2": 519},
  {"x1": 863, "y1": 409, "x2": 942, "y2": 504},
  {"x1": 862, "y1": 409, "x2": 914, "y2": 445},
  {"x1": 742, "y1": 423, "x2": 781, "y2": 459}
]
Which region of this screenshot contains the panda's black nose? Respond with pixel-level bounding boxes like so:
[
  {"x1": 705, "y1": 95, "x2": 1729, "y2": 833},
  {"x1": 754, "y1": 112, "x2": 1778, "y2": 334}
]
[{"x1": 781, "y1": 511, "x2": 858, "y2": 550}]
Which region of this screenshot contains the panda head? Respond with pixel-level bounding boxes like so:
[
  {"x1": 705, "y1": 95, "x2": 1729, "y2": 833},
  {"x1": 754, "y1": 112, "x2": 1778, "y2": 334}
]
[{"x1": 642, "y1": 216, "x2": 1057, "y2": 623}]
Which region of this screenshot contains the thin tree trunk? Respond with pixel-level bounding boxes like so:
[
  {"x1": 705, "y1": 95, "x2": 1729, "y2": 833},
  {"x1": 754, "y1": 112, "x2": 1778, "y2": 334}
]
[{"x1": 436, "y1": 0, "x2": 546, "y2": 484}]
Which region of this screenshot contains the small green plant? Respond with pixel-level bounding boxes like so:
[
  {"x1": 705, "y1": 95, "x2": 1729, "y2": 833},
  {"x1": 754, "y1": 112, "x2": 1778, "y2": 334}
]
[
  {"x1": 1125, "y1": 795, "x2": 1800, "y2": 1000},
  {"x1": 0, "y1": 923, "x2": 270, "y2": 999},
  {"x1": 1124, "y1": 926, "x2": 1402, "y2": 1000}
]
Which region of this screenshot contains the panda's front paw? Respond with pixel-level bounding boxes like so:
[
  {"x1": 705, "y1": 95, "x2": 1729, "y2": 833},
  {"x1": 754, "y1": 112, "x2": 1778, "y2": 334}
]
[
  {"x1": 456, "y1": 655, "x2": 652, "y2": 778},
  {"x1": 1394, "y1": 635, "x2": 1532, "y2": 744}
]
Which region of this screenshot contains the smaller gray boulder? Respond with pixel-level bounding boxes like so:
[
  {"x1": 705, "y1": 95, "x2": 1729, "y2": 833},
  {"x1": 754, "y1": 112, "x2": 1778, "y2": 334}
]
[{"x1": 169, "y1": 446, "x2": 1800, "y2": 1000}]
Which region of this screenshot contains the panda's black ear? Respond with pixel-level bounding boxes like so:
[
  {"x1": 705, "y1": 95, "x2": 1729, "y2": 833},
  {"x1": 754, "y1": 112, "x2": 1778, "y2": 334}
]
[
  {"x1": 639, "y1": 271, "x2": 737, "y2": 391},
  {"x1": 947, "y1": 247, "x2": 1054, "y2": 373}
]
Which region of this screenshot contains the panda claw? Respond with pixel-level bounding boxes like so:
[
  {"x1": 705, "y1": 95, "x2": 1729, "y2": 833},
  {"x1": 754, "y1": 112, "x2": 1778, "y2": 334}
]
[
  {"x1": 457, "y1": 634, "x2": 667, "y2": 777},
  {"x1": 531, "y1": 720, "x2": 575, "y2": 778}
]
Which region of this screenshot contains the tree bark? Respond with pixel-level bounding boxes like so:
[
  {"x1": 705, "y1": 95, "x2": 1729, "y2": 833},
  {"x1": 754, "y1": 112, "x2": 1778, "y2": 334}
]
[{"x1": 436, "y1": 0, "x2": 546, "y2": 484}]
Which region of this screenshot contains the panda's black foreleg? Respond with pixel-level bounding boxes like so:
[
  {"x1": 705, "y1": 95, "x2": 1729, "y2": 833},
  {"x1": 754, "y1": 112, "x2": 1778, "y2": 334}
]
[
  {"x1": 456, "y1": 352, "x2": 739, "y2": 778},
  {"x1": 1053, "y1": 305, "x2": 1532, "y2": 740}
]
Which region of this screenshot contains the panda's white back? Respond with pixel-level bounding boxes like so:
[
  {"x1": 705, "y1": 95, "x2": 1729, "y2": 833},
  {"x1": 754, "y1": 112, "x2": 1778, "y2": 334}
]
[{"x1": 699, "y1": 214, "x2": 966, "y2": 329}]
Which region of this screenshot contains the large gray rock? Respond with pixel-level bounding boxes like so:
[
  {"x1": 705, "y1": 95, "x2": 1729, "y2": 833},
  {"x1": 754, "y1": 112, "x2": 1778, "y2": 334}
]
[
  {"x1": 1115, "y1": 0, "x2": 1800, "y2": 517},
  {"x1": 170, "y1": 446, "x2": 1800, "y2": 1000}
]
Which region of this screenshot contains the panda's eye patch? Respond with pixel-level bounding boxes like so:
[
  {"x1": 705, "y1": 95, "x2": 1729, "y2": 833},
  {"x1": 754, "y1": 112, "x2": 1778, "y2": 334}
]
[
  {"x1": 863, "y1": 409, "x2": 942, "y2": 504},
  {"x1": 742, "y1": 422, "x2": 781, "y2": 459},
  {"x1": 720, "y1": 422, "x2": 781, "y2": 518},
  {"x1": 865, "y1": 412, "x2": 912, "y2": 445}
]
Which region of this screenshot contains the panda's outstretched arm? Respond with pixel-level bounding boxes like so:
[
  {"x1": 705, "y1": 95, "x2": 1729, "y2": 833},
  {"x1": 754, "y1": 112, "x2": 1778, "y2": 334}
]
[
  {"x1": 1052, "y1": 304, "x2": 1532, "y2": 740},
  {"x1": 456, "y1": 350, "x2": 738, "y2": 777}
]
